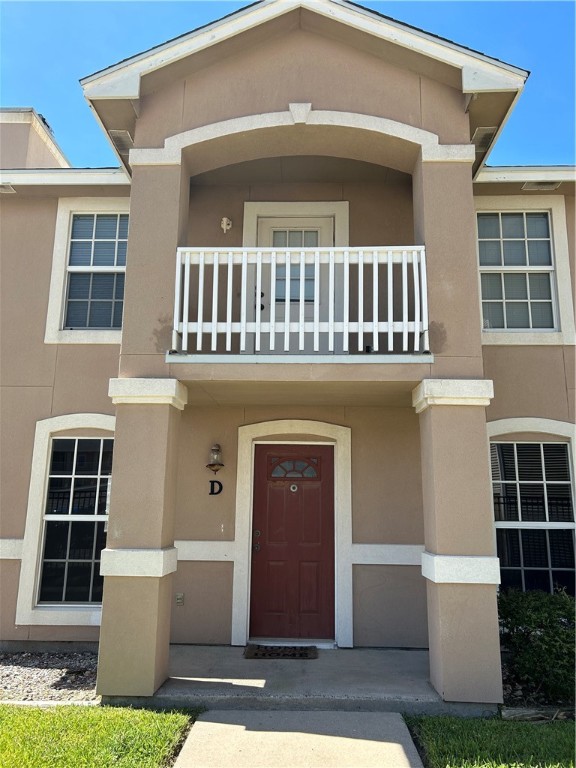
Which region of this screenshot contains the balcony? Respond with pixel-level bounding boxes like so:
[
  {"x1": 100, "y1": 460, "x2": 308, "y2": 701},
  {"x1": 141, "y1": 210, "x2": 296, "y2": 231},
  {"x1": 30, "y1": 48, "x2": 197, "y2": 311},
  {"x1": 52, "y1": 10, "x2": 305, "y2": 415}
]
[{"x1": 171, "y1": 246, "x2": 429, "y2": 360}]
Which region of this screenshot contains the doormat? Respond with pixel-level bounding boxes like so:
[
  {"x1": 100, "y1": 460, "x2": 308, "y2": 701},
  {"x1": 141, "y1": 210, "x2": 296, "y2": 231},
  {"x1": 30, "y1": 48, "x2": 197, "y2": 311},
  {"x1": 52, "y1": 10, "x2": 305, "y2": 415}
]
[{"x1": 244, "y1": 644, "x2": 318, "y2": 660}]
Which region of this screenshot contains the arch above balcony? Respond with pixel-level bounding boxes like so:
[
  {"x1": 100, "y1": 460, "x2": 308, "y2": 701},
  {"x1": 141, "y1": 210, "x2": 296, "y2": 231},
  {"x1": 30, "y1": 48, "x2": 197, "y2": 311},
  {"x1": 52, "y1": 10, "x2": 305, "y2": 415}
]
[{"x1": 129, "y1": 105, "x2": 474, "y2": 176}]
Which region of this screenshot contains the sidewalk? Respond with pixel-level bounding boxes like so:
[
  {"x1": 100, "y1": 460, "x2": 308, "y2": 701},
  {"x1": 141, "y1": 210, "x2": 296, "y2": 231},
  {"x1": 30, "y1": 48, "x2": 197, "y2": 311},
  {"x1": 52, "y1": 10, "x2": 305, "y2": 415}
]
[{"x1": 174, "y1": 710, "x2": 425, "y2": 768}]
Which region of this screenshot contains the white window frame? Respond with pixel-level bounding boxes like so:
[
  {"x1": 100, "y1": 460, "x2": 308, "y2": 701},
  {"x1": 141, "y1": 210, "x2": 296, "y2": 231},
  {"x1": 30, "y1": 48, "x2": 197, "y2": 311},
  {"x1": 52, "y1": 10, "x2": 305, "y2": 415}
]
[
  {"x1": 45, "y1": 198, "x2": 130, "y2": 344},
  {"x1": 487, "y1": 418, "x2": 575, "y2": 593},
  {"x1": 243, "y1": 202, "x2": 349, "y2": 248},
  {"x1": 16, "y1": 413, "x2": 115, "y2": 626},
  {"x1": 474, "y1": 196, "x2": 575, "y2": 345}
]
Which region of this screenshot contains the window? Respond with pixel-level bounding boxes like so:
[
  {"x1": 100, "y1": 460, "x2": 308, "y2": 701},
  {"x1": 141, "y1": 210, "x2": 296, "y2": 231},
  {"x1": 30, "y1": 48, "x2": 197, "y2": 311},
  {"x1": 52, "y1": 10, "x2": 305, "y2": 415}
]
[
  {"x1": 478, "y1": 211, "x2": 555, "y2": 330},
  {"x1": 16, "y1": 413, "x2": 115, "y2": 626},
  {"x1": 491, "y1": 441, "x2": 575, "y2": 595},
  {"x1": 45, "y1": 198, "x2": 130, "y2": 344},
  {"x1": 64, "y1": 213, "x2": 127, "y2": 329},
  {"x1": 474, "y1": 196, "x2": 575, "y2": 345},
  {"x1": 39, "y1": 438, "x2": 112, "y2": 604},
  {"x1": 272, "y1": 229, "x2": 318, "y2": 302}
]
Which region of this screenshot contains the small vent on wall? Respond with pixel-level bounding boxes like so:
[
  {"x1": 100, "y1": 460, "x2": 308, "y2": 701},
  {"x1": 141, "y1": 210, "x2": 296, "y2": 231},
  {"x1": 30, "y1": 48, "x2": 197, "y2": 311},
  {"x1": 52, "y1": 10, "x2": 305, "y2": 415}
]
[
  {"x1": 521, "y1": 181, "x2": 561, "y2": 191},
  {"x1": 472, "y1": 126, "x2": 498, "y2": 153},
  {"x1": 109, "y1": 130, "x2": 134, "y2": 159}
]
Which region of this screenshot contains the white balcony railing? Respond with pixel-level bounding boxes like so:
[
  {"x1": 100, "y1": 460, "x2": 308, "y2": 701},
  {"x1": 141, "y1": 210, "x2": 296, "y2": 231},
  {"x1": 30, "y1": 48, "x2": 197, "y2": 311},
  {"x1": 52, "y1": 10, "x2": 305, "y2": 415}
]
[{"x1": 171, "y1": 247, "x2": 429, "y2": 356}]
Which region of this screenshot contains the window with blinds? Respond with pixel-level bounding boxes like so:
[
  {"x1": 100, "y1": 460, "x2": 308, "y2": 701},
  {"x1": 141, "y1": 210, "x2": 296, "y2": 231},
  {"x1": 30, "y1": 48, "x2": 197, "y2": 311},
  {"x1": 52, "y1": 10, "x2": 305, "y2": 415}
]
[
  {"x1": 491, "y1": 442, "x2": 575, "y2": 595},
  {"x1": 64, "y1": 213, "x2": 128, "y2": 329}
]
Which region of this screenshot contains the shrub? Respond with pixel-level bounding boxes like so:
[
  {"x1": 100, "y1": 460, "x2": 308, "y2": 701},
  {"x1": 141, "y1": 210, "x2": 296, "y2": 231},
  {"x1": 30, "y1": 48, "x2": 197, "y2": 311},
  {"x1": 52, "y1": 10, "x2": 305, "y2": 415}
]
[{"x1": 498, "y1": 589, "x2": 575, "y2": 705}]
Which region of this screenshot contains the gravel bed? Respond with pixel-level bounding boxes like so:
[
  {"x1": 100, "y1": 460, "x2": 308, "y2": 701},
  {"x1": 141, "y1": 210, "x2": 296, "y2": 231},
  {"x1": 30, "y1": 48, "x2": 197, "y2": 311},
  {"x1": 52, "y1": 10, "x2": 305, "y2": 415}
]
[{"x1": 0, "y1": 652, "x2": 99, "y2": 702}]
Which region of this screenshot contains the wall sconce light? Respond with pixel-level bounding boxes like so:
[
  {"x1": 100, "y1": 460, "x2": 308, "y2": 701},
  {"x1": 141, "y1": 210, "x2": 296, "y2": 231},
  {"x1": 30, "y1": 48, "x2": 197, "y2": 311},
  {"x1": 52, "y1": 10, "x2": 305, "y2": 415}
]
[
  {"x1": 206, "y1": 444, "x2": 224, "y2": 474},
  {"x1": 221, "y1": 217, "x2": 232, "y2": 233}
]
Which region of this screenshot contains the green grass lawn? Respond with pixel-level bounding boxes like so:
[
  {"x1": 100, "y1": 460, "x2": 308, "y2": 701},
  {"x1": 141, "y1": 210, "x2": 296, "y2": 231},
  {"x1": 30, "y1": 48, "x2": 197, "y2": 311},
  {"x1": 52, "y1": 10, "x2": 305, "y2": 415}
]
[
  {"x1": 406, "y1": 715, "x2": 575, "y2": 768},
  {"x1": 0, "y1": 704, "x2": 192, "y2": 768}
]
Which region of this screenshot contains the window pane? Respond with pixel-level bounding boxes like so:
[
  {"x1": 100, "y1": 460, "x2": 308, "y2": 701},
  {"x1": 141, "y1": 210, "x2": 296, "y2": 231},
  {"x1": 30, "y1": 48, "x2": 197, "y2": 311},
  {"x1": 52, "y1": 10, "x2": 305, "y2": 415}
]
[
  {"x1": 69, "y1": 522, "x2": 96, "y2": 560},
  {"x1": 552, "y1": 571, "x2": 575, "y2": 596},
  {"x1": 75, "y1": 440, "x2": 101, "y2": 475},
  {"x1": 114, "y1": 273, "x2": 125, "y2": 299},
  {"x1": 547, "y1": 485, "x2": 574, "y2": 522},
  {"x1": 101, "y1": 440, "x2": 113, "y2": 475},
  {"x1": 91, "y1": 571, "x2": 104, "y2": 602},
  {"x1": 493, "y1": 485, "x2": 518, "y2": 521},
  {"x1": 95, "y1": 522, "x2": 107, "y2": 554},
  {"x1": 67, "y1": 274, "x2": 90, "y2": 300},
  {"x1": 500, "y1": 569, "x2": 523, "y2": 591},
  {"x1": 478, "y1": 241, "x2": 501, "y2": 266},
  {"x1": 494, "y1": 444, "x2": 517, "y2": 481},
  {"x1": 497, "y1": 529, "x2": 521, "y2": 567},
  {"x1": 65, "y1": 302, "x2": 88, "y2": 328},
  {"x1": 502, "y1": 213, "x2": 525, "y2": 238},
  {"x1": 43, "y1": 521, "x2": 69, "y2": 559},
  {"x1": 544, "y1": 444, "x2": 571, "y2": 481},
  {"x1": 112, "y1": 302, "x2": 124, "y2": 329},
  {"x1": 505, "y1": 302, "x2": 529, "y2": 328},
  {"x1": 528, "y1": 240, "x2": 552, "y2": 266},
  {"x1": 481, "y1": 274, "x2": 502, "y2": 300},
  {"x1": 272, "y1": 230, "x2": 287, "y2": 247},
  {"x1": 524, "y1": 570, "x2": 551, "y2": 592},
  {"x1": 97, "y1": 478, "x2": 109, "y2": 514},
  {"x1": 72, "y1": 478, "x2": 98, "y2": 514},
  {"x1": 287, "y1": 231, "x2": 303, "y2": 248},
  {"x1": 95, "y1": 215, "x2": 118, "y2": 239},
  {"x1": 477, "y1": 213, "x2": 500, "y2": 239},
  {"x1": 93, "y1": 241, "x2": 116, "y2": 266},
  {"x1": 65, "y1": 563, "x2": 92, "y2": 602},
  {"x1": 303, "y1": 231, "x2": 319, "y2": 247},
  {"x1": 88, "y1": 302, "x2": 113, "y2": 328},
  {"x1": 531, "y1": 303, "x2": 554, "y2": 329},
  {"x1": 517, "y1": 445, "x2": 543, "y2": 481},
  {"x1": 50, "y1": 439, "x2": 75, "y2": 475},
  {"x1": 69, "y1": 241, "x2": 92, "y2": 266},
  {"x1": 39, "y1": 563, "x2": 65, "y2": 602},
  {"x1": 504, "y1": 274, "x2": 527, "y2": 300},
  {"x1": 118, "y1": 214, "x2": 129, "y2": 239},
  {"x1": 116, "y1": 241, "x2": 127, "y2": 266},
  {"x1": 521, "y1": 530, "x2": 548, "y2": 567},
  {"x1": 549, "y1": 530, "x2": 575, "y2": 569},
  {"x1": 503, "y1": 241, "x2": 526, "y2": 266},
  {"x1": 91, "y1": 274, "x2": 115, "y2": 300},
  {"x1": 526, "y1": 213, "x2": 549, "y2": 238},
  {"x1": 483, "y1": 303, "x2": 504, "y2": 329},
  {"x1": 519, "y1": 484, "x2": 546, "y2": 521},
  {"x1": 71, "y1": 214, "x2": 94, "y2": 239},
  {"x1": 45, "y1": 478, "x2": 71, "y2": 515},
  {"x1": 528, "y1": 274, "x2": 552, "y2": 300}
]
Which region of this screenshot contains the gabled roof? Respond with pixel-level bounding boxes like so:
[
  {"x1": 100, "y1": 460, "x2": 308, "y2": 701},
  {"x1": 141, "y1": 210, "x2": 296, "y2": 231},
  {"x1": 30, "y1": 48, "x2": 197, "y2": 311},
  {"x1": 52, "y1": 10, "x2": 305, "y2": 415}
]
[{"x1": 81, "y1": 0, "x2": 527, "y2": 100}]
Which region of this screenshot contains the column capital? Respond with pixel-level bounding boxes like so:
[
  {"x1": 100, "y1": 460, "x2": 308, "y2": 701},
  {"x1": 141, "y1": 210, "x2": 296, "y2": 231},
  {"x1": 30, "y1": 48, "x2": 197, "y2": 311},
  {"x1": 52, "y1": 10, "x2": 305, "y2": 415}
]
[
  {"x1": 412, "y1": 378, "x2": 494, "y2": 413},
  {"x1": 109, "y1": 378, "x2": 188, "y2": 410}
]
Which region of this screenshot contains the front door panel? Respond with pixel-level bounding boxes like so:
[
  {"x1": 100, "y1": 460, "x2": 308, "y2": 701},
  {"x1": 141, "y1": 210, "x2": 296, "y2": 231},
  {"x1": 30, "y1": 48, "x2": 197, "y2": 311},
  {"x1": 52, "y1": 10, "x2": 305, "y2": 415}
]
[{"x1": 249, "y1": 444, "x2": 335, "y2": 639}]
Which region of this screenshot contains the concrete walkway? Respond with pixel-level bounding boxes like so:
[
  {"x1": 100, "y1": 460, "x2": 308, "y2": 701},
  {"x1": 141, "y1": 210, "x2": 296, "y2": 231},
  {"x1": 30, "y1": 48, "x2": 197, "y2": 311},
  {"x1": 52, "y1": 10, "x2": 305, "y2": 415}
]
[{"x1": 174, "y1": 710, "x2": 425, "y2": 768}]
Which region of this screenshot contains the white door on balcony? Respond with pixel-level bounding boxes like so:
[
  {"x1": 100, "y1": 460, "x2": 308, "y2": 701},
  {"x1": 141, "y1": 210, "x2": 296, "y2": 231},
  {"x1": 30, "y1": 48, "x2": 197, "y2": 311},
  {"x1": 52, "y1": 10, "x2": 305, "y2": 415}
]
[{"x1": 252, "y1": 216, "x2": 339, "y2": 354}]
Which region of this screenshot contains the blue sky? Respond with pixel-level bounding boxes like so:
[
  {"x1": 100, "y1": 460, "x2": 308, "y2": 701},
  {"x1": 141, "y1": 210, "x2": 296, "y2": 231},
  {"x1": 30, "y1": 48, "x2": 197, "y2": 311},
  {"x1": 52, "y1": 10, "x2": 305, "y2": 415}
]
[{"x1": 1, "y1": 1, "x2": 574, "y2": 168}]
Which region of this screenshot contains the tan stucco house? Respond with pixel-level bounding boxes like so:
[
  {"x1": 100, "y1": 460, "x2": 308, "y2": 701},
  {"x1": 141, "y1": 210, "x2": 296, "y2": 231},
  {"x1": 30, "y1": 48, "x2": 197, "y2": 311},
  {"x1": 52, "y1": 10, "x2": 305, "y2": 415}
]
[{"x1": 1, "y1": 0, "x2": 574, "y2": 705}]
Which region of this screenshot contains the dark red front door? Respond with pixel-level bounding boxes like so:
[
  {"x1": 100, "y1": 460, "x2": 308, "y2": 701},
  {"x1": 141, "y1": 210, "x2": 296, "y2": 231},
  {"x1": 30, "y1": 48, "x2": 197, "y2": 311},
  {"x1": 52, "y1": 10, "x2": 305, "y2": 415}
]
[{"x1": 249, "y1": 445, "x2": 334, "y2": 639}]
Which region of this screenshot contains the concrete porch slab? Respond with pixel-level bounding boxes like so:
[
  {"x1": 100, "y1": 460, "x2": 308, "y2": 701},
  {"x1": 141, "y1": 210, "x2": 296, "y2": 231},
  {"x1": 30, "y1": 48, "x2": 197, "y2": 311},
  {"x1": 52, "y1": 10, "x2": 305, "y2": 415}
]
[
  {"x1": 174, "y1": 710, "x2": 425, "y2": 768},
  {"x1": 102, "y1": 645, "x2": 498, "y2": 715}
]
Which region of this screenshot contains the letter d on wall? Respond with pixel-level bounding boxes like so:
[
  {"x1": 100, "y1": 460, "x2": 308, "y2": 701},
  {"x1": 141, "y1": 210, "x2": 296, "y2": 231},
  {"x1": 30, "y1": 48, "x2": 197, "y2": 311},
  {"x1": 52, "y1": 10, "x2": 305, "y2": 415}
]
[{"x1": 209, "y1": 480, "x2": 223, "y2": 496}]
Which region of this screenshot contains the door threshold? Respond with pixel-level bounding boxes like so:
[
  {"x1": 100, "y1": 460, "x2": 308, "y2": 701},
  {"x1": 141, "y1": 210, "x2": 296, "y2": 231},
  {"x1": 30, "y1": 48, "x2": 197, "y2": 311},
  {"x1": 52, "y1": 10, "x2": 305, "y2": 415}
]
[{"x1": 249, "y1": 638, "x2": 337, "y2": 649}]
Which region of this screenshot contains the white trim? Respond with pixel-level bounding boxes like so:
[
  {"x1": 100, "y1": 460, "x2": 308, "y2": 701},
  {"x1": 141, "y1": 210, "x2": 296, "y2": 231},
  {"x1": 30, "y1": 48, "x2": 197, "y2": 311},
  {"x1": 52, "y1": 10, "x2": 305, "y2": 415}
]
[
  {"x1": 175, "y1": 540, "x2": 235, "y2": 561},
  {"x1": 350, "y1": 544, "x2": 424, "y2": 565},
  {"x1": 0, "y1": 539, "x2": 23, "y2": 560},
  {"x1": 231, "y1": 420, "x2": 352, "y2": 648},
  {"x1": 173, "y1": 540, "x2": 423, "y2": 565},
  {"x1": 474, "y1": 196, "x2": 575, "y2": 346},
  {"x1": 109, "y1": 378, "x2": 188, "y2": 410},
  {"x1": 81, "y1": 0, "x2": 526, "y2": 100},
  {"x1": 16, "y1": 413, "x2": 115, "y2": 627},
  {"x1": 476, "y1": 167, "x2": 576, "y2": 184},
  {"x1": 100, "y1": 547, "x2": 178, "y2": 577},
  {"x1": 129, "y1": 109, "x2": 471, "y2": 169},
  {"x1": 412, "y1": 379, "x2": 494, "y2": 413},
  {"x1": 421, "y1": 552, "x2": 501, "y2": 584},
  {"x1": 243, "y1": 201, "x2": 350, "y2": 248},
  {"x1": 0, "y1": 169, "x2": 129, "y2": 187},
  {"x1": 166, "y1": 354, "x2": 433, "y2": 365},
  {"x1": 44, "y1": 198, "x2": 130, "y2": 345}
]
